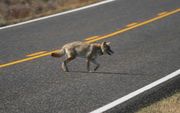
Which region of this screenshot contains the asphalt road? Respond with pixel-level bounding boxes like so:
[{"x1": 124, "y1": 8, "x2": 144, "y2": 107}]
[{"x1": 0, "y1": 0, "x2": 180, "y2": 113}]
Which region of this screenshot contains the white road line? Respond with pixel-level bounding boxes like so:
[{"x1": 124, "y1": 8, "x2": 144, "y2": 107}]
[
  {"x1": 0, "y1": 0, "x2": 115, "y2": 30},
  {"x1": 90, "y1": 69, "x2": 180, "y2": 113}
]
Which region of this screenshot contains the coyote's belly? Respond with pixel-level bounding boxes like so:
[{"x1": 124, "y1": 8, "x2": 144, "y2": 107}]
[{"x1": 74, "y1": 45, "x2": 92, "y2": 58}]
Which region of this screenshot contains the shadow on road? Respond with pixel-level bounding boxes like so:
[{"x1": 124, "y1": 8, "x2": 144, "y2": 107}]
[{"x1": 70, "y1": 70, "x2": 148, "y2": 76}]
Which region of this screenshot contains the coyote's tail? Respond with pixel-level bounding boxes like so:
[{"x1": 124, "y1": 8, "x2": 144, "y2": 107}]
[{"x1": 51, "y1": 49, "x2": 65, "y2": 58}]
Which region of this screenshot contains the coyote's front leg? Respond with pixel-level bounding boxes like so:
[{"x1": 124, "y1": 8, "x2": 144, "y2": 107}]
[
  {"x1": 87, "y1": 59, "x2": 100, "y2": 72},
  {"x1": 91, "y1": 59, "x2": 100, "y2": 71}
]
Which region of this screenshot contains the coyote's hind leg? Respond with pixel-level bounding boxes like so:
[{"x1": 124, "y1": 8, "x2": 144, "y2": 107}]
[
  {"x1": 62, "y1": 56, "x2": 75, "y2": 72},
  {"x1": 86, "y1": 59, "x2": 91, "y2": 72}
]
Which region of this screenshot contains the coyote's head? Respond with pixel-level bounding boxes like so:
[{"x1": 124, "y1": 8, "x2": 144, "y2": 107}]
[{"x1": 101, "y1": 42, "x2": 114, "y2": 55}]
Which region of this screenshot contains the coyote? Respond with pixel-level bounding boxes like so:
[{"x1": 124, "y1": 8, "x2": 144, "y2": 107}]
[{"x1": 51, "y1": 41, "x2": 114, "y2": 72}]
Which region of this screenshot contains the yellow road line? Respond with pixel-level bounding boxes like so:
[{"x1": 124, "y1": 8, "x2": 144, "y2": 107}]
[
  {"x1": 26, "y1": 51, "x2": 47, "y2": 57},
  {"x1": 0, "y1": 8, "x2": 179, "y2": 68},
  {"x1": 0, "y1": 50, "x2": 59, "y2": 68},
  {"x1": 158, "y1": 11, "x2": 168, "y2": 16},
  {"x1": 85, "y1": 36, "x2": 100, "y2": 41},
  {"x1": 126, "y1": 22, "x2": 138, "y2": 27},
  {"x1": 86, "y1": 8, "x2": 180, "y2": 43}
]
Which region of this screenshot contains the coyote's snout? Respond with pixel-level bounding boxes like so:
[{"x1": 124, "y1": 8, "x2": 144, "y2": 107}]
[{"x1": 51, "y1": 41, "x2": 114, "y2": 72}]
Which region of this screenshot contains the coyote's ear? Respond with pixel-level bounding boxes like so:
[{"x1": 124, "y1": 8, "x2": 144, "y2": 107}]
[
  {"x1": 101, "y1": 42, "x2": 106, "y2": 46},
  {"x1": 106, "y1": 42, "x2": 111, "y2": 45},
  {"x1": 102, "y1": 42, "x2": 110, "y2": 46}
]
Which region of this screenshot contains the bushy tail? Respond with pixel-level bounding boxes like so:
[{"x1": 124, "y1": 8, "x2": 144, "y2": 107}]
[{"x1": 51, "y1": 49, "x2": 65, "y2": 58}]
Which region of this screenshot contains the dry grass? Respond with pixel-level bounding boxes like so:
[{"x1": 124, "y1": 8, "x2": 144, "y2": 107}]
[
  {"x1": 136, "y1": 91, "x2": 180, "y2": 113},
  {"x1": 0, "y1": 0, "x2": 101, "y2": 26}
]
